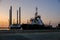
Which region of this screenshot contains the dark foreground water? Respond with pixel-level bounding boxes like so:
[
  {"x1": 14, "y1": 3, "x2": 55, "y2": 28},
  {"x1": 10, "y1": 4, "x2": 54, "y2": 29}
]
[{"x1": 0, "y1": 32, "x2": 60, "y2": 40}]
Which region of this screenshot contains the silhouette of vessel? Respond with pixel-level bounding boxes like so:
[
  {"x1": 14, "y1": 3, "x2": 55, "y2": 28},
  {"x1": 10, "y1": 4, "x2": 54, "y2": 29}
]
[{"x1": 21, "y1": 7, "x2": 52, "y2": 30}]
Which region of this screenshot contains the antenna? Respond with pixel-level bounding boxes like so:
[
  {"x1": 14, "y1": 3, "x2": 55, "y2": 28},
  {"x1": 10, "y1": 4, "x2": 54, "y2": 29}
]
[
  {"x1": 35, "y1": 7, "x2": 38, "y2": 17},
  {"x1": 36, "y1": 7, "x2": 38, "y2": 12}
]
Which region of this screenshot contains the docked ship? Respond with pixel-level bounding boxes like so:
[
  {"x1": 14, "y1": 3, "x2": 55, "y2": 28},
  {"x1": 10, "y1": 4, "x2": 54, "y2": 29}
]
[{"x1": 21, "y1": 7, "x2": 52, "y2": 30}]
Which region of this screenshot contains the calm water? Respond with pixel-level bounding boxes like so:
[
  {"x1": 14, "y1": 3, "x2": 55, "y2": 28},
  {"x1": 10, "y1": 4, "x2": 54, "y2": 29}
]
[{"x1": 0, "y1": 32, "x2": 60, "y2": 40}]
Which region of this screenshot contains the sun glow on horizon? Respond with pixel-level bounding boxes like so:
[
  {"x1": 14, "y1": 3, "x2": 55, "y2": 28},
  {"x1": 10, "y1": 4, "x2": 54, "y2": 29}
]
[{"x1": 0, "y1": 18, "x2": 28, "y2": 27}]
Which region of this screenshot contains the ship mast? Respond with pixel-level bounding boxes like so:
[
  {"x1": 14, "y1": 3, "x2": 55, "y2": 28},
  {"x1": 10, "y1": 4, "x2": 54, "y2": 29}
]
[{"x1": 35, "y1": 7, "x2": 38, "y2": 17}]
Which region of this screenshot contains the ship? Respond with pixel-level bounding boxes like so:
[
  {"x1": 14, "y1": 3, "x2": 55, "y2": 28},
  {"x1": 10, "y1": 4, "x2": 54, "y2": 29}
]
[{"x1": 21, "y1": 7, "x2": 52, "y2": 30}]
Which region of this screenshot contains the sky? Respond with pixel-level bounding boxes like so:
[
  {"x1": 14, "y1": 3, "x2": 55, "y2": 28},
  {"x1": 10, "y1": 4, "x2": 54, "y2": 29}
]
[{"x1": 0, "y1": 0, "x2": 60, "y2": 27}]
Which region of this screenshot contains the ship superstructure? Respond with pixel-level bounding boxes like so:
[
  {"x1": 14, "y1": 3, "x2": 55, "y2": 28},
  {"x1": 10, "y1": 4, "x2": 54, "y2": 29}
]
[{"x1": 30, "y1": 7, "x2": 44, "y2": 25}]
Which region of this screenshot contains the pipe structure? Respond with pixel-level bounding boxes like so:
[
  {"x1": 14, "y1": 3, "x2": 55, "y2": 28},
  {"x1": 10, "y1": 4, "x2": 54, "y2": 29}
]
[
  {"x1": 17, "y1": 10, "x2": 18, "y2": 24},
  {"x1": 19, "y1": 7, "x2": 21, "y2": 24},
  {"x1": 9, "y1": 6, "x2": 12, "y2": 26}
]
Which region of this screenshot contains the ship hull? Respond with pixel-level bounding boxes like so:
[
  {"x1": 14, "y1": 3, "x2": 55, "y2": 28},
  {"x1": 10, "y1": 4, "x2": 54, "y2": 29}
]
[{"x1": 21, "y1": 24, "x2": 52, "y2": 30}]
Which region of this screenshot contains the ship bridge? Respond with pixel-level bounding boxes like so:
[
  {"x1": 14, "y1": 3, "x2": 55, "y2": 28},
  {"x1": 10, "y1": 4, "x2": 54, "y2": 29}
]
[{"x1": 30, "y1": 7, "x2": 44, "y2": 25}]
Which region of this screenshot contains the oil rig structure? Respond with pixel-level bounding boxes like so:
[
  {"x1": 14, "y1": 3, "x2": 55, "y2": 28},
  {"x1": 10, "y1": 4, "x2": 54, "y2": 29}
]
[{"x1": 9, "y1": 6, "x2": 21, "y2": 29}]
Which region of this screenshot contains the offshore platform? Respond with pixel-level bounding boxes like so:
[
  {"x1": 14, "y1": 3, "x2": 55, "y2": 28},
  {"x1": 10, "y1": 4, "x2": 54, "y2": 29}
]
[{"x1": 9, "y1": 6, "x2": 21, "y2": 29}]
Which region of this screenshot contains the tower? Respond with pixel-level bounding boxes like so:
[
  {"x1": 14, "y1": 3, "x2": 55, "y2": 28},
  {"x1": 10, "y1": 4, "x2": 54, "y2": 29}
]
[
  {"x1": 19, "y1": 7, "x2": 21, "y2": 24},
  {"x1": 17, "y1": 10, "x2": 18, "y2": 24},
  {"x1": 9, "y1": 6, "x2": 12, "y2": 26},
  {"x1": 35, "y1": 7, "x2": 38, "y2": 17}
]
